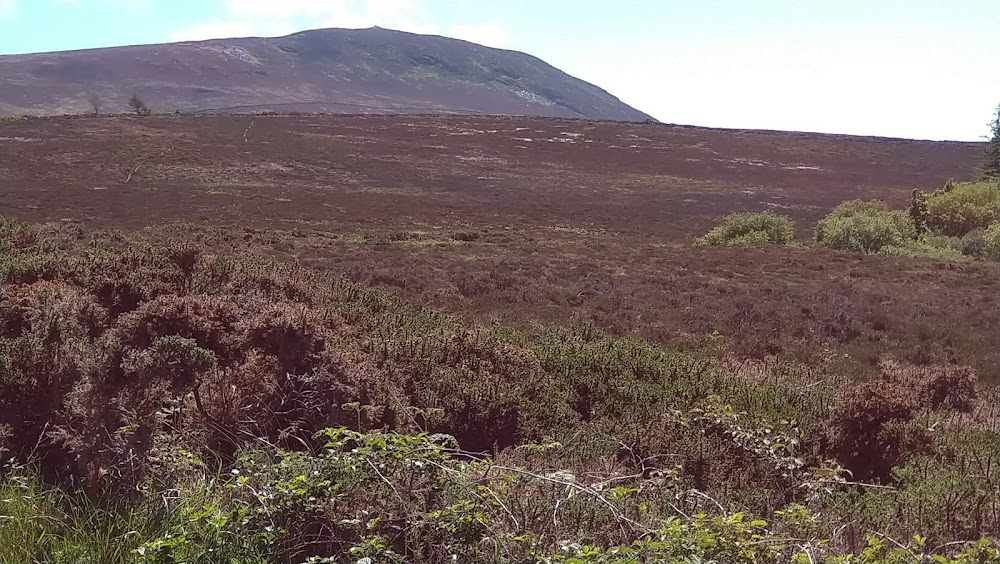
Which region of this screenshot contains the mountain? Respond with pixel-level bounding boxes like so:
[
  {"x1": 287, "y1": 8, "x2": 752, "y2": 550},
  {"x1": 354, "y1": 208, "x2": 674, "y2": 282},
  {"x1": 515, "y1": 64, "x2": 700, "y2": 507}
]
[{"x1": 0, "y1": 27, "x2": 652, "y2": 121}]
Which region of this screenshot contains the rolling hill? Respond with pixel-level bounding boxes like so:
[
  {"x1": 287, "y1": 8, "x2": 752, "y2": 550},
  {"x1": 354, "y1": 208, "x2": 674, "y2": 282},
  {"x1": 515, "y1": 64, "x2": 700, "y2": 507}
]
[{"x1": 0, "y1": 26, "x2": 652, "y2": 121}]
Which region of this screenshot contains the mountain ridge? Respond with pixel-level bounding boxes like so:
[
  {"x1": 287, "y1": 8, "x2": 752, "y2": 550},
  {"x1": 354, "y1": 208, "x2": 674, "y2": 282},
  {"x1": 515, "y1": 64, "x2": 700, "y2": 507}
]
[{"x1": 0, "y1": 26, "x2": 653, "y2": 121}]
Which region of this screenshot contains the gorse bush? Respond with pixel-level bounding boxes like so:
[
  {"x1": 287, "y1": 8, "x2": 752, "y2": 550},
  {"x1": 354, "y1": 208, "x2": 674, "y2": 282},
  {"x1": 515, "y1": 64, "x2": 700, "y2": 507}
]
[
  {"x1": 694, "y1": 211, "x2": 795, "y2": 246},
  {"x1": 815, "y1": 200, "x2": 916, "y2": 254},
  {"x1": 922, "y1": 180, "x2": 1000, "y2": 237}
]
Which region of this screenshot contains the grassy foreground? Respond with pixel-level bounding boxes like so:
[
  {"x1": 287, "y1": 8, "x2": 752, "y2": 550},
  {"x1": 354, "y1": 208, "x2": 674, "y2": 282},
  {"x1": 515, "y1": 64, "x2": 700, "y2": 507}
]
[{"x1": 1, "y1": 217, "x2": 999, "y2": 563}]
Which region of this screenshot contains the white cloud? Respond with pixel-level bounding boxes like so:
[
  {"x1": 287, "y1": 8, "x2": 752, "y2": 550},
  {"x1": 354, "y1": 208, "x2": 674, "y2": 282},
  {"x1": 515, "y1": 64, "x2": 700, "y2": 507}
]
[
  {"x1": 223, "y1": 0, "x2": 427, "y2": 25},
  {"x1": 167, "y1": 20, "x2": 294, "y2": 42},
  {"x1": 50, "y1": 0, "x2": 153, "y2": 12},
  {"x1": 447, "y1": 22, "x2": 513, "y2": 49},
  {"x1": 544, "y1": 30, "x2": 998, "y2": 141},
  {"x1": 0, "y1": 0, "x2": 16, "y2": 19},
  {"x1": 168, "y1": 0, "x2": 513, "y2": 48}
]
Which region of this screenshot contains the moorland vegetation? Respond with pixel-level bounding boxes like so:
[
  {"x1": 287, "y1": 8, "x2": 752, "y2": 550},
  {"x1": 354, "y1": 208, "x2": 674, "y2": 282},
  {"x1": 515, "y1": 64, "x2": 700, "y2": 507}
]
[
  {"x1": 1, "y1": 207, "x2": 999, "y2": 563},
  {"x1": 1, "y1": 104, "x2": 999, "y2": 563}
]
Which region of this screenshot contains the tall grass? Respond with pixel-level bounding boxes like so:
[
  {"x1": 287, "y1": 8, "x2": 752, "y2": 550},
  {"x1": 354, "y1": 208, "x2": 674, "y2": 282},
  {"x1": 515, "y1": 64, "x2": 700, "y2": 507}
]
[{"x1": 0, "y1": 468, "x2": 158, "y2": 564}]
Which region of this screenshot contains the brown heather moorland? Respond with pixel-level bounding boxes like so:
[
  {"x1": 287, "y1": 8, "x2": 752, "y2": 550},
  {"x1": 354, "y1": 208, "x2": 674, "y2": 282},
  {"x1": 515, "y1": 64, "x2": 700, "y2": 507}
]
[
  {"x1": 1, "y1": 113, "x2": 995, "y2": 379},
  {"x1": 1, "y1": 113, "x2": 999, "y2": 563}
]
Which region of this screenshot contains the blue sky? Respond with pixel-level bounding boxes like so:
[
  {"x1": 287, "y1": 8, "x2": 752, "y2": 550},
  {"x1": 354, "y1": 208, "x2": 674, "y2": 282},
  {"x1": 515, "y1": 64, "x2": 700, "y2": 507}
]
[{"x1": 1, "y1": 0, "x2": 998, "y2": 141}]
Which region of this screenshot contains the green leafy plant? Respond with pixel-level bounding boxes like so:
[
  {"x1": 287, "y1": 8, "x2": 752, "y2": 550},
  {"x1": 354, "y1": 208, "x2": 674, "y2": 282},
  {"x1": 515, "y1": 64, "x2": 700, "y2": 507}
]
[
  {"x1": 815, "y1": 200, "x2": 916, "y2": 254},
  {"x1": 694, "y1": 211, "x2": 795, "y2": 246},
  {"x1": 881, "y1": 235, "x2": 965, "y2": 260},
  {"x1": 959, "y1": 227, "x2": 988, "y2": 258},
  {"x1": 981, "y1": 222, "x2": 1000, "y2": 261},
  {"x1": 922, "y1": 180, "x2": 1000, "y2": 237}
]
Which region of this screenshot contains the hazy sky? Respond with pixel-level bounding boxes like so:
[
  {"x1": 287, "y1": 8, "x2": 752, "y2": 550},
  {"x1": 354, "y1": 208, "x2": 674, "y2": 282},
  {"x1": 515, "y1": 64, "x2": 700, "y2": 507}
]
[{"x1": 1, "y1": 0, "x2": 998, "y2": 141}]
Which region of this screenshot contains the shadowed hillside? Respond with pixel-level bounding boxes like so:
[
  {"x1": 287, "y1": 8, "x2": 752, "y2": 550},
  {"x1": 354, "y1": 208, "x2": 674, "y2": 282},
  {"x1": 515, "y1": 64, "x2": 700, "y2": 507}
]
[{"x1": 0, "y1": 27, "x2": 652, "y2": 120}]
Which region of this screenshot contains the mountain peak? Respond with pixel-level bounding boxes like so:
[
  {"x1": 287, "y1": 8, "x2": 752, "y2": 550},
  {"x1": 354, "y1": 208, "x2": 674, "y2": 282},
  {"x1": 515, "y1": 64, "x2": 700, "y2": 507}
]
[{"x1": 0, "y1": 27, "x2": 652, "y2": 121}]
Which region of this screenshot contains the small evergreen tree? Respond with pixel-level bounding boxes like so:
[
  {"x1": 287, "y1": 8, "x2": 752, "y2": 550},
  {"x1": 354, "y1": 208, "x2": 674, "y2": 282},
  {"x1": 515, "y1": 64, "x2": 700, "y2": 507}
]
[
  {"x1": 128, "y1": 92, "x2": 151, "y2": 117},
  {"x1": 985, "y1": 103, "x2": 1000, "y2": 179}
]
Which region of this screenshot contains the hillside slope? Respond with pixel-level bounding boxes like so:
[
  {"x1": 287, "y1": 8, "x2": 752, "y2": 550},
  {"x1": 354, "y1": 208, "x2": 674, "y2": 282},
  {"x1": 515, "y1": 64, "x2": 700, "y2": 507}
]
[{"x1": 0, "y1": 26, "x2": 652, "y2": 121}]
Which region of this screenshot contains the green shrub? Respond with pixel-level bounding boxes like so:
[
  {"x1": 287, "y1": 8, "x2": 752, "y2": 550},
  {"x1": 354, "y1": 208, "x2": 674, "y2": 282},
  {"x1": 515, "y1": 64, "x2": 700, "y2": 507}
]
[
  {"x1": 727, "y1": 230, "x2": 773, "y2": 246},
  {"x1": 819, "y1": 199, "x2": 894, "y2": 221},
  {"x1": 983, "y1": 223, "x2": 1000, "y2": 261},
  {"x1": 882, "y1": 240, "x2": 965, "y2": 261},
  {"x1": 961, "y1": 228, "x2": 988, "y2": 258},
  {"x1": 919, "y1": 232, "x2": 963, "y2": 253},
  {"x1": 694, "y1": 211, "x2": 795, "y2": 247},
  {"x1": 882, "y1": 233, "x2": 966, "y2": 260},
  {"x1": 815, "y1": 200, "x2": 916, "y2": 254},
  {"x1": 923, "y1": 181, "x2": 1000, "y2": 237},
  {"x1": 0, "y1": 217, "x2": 39, "y2": 252}
]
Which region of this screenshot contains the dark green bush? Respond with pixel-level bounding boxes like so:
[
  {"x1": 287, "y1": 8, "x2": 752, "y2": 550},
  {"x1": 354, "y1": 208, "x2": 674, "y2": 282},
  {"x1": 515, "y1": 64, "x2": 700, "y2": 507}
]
[{"x1": 694, "y1": 211, "x2": 795, "y2": 246}]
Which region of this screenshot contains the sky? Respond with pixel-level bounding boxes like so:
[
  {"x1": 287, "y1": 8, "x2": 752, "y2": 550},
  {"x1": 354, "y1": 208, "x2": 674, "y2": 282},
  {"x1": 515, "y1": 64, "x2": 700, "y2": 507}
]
[{"x1": 1, "y1": 0, "x2": 998, "y2": 141}]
